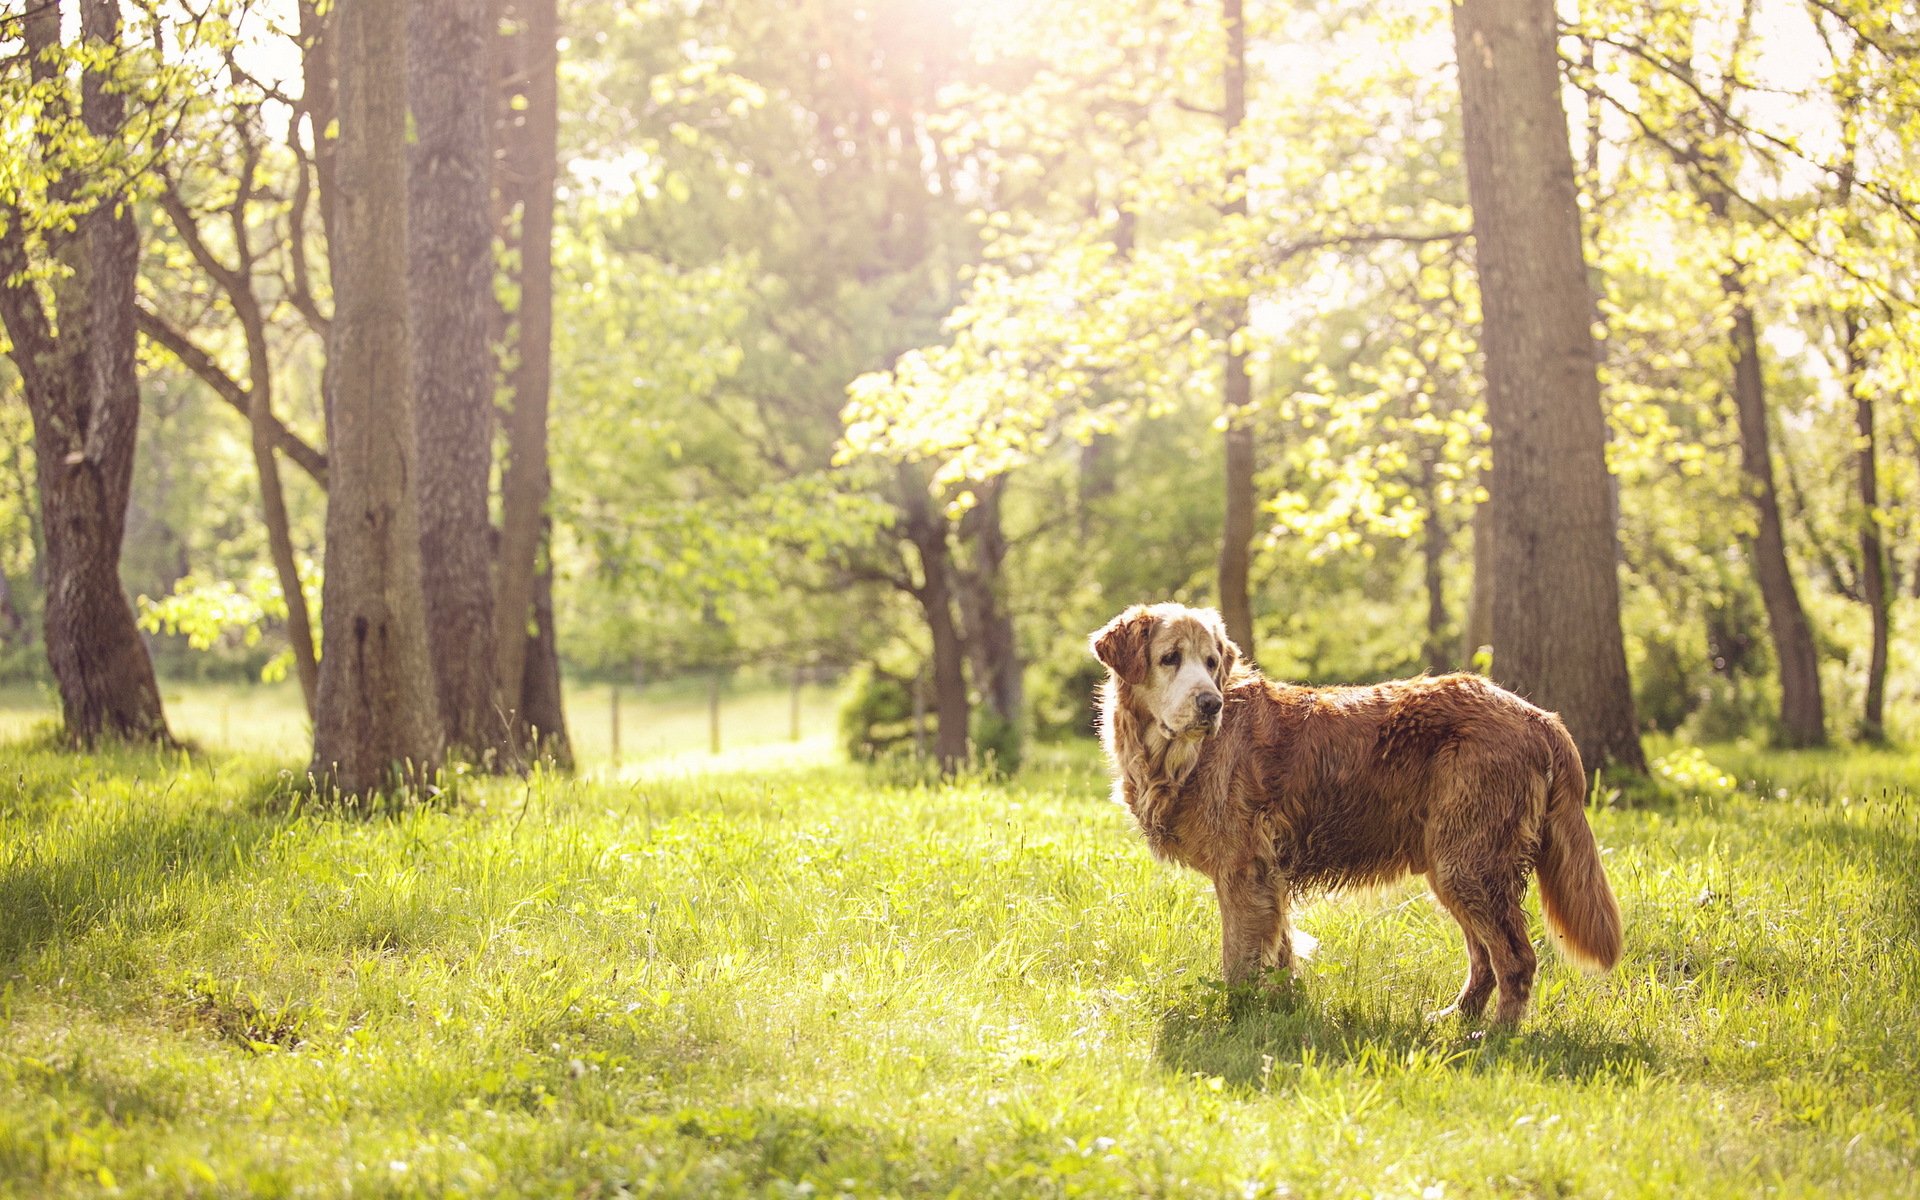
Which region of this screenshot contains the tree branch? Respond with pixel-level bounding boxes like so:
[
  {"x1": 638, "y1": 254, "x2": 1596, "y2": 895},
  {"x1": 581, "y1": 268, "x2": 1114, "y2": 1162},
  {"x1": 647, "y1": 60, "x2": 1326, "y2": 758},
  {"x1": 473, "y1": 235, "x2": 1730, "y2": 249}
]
[{"x1": 134, "y1": 303, "x2": 329, "y2": 487}]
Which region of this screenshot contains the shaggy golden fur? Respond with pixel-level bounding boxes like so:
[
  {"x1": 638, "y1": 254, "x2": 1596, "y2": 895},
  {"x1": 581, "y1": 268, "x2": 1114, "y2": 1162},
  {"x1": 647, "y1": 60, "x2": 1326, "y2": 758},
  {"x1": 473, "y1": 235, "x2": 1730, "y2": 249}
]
[{"x1": 1091, "y1": 602, "x2": 1622, "y2": 1024}]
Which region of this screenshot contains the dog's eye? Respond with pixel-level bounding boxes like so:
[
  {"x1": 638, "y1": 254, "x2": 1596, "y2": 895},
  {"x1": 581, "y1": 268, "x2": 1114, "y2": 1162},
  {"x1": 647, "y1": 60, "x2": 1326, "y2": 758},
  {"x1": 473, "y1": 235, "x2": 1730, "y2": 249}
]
[
  {"x1": 1207, "y1": 656, "x2": 1219, "y2": 672},
  {"x1": 1159, "y1": 651, "x2": 1180, "y2": 668}
]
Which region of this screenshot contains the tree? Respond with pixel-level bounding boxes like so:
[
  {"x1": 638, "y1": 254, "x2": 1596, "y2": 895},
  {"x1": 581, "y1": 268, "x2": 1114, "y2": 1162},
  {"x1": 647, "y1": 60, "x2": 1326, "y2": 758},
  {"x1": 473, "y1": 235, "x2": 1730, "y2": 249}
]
[
  {"x1": 410, "y1": 0, "x2": 508, "y2": 760},
  {"x1": 1217, "y1": 0, "x2": 1256, "y2": 659},
  {"x1": 1451, "y1": 0, "x2": 1645, "y2": 770},
  {"x1": 309, "y1": 0, "x2": 444, "y2": 792},
  {"x1": 0, "y1": 0, "x2": 171, "y2": 746},
  {"x1": 142, "y1": 37, "x2": 329, "y2": 716},
  {"x1": 1677, "y1": 16, "x2": 1827, "y2": 747},
  {"x1": 955, "y1": 476, "x2": 1024, "y2": 767},
  {"x1": 493, "y1": 0, "x2": 570, "y2": 763}
]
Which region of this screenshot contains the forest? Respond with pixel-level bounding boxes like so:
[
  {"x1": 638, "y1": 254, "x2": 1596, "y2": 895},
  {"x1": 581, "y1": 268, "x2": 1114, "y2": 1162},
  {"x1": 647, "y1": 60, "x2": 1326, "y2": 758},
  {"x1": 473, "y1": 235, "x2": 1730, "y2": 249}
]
[{"x1": 1, "y1": 0, "x2": 1917, "y2": 1196}]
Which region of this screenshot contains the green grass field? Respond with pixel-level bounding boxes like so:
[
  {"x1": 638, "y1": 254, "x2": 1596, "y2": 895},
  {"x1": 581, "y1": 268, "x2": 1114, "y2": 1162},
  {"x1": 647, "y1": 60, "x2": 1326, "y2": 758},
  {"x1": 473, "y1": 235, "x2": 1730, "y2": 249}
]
[{"x1": 0, "y1": 704, "x2": 1915, "y2": 1196}]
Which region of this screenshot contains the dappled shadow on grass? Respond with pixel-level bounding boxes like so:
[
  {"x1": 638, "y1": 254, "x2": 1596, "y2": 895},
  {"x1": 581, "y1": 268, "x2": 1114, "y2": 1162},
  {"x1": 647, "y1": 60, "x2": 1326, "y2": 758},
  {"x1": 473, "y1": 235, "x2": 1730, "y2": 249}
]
[
  {"x1": 1152, "y1": 979, "x2": 1659, "y2": 1091},
  {"x1": 1808, "y1": 807, "x2": 1920, "y2": 930},
  {"x1": 0, "y1": 798, "x2": 281, "y2": 975}
]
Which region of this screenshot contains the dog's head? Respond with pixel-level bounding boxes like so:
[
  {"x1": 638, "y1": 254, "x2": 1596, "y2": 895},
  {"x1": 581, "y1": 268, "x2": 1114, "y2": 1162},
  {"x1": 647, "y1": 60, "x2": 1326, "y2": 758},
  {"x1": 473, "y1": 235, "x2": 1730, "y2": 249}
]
[{"x1": 1090, "y1": 603, "x2": 1240, "y2": 737}]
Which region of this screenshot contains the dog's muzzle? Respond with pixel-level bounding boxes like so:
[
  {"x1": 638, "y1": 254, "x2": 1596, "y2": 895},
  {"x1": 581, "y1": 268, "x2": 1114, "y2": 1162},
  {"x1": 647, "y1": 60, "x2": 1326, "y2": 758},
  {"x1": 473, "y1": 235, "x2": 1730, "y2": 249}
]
[{"x1": 1195, "y1": 692, "x2": 1223, "y2": 734}]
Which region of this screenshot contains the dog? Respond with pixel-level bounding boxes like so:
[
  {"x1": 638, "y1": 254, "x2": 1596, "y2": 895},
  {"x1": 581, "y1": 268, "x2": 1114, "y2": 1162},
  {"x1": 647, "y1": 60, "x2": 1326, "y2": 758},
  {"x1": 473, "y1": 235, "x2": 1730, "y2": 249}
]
[{"x1": 1090, "y1": 602, "x2": 1621, "y2": 1024}]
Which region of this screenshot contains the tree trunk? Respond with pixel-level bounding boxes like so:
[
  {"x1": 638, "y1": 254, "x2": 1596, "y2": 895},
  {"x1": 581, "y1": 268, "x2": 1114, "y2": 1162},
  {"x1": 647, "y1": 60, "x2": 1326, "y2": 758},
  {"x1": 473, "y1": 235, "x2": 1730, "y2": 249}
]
[
  {"x1": 1418, "y1": 455, "x2": 1451, "y2": 675},
  {"x1": 899, "y1": 472, "x2": 970, "y2": 773},
  {"x1": 1844, "y1": 312, "x2": 1889, "y2": 742},
  {"x1": 1461, "y1": 499, "x2": 1494, "y2": 669},
  {"x1": 410, "y1": 0, "x2": 508, "y2": 761},
  {"x1": 1215, "y1": 0, "x2": 1257, "y2": 661},
  {"x1": 1451, "y1": 0, "x2": 1644, "y2": 771},
  {"x1": 309, "y1": 0, "x2": 445, "y2": 793},
  {"x1": 494, "y1": 0, "x2": 563, "y2": 760},
  {"x1": 515, "y1": 526, "x2": 574, "y2": 768},
  {"x1": 0, "y1": 1, "x2": 170, "y2": 747},
  {"x1": 957, "y1": 477, "x2": 1024, "y2": 763},
  {"x1": 1726, "y1": 300, "x2": 1825, "y2": 746},
  {"x1": 298, "y1": 0, "x2": 339, "y2": 249},
  {"x1": 246, "y1": 316, "x2": 321, "y2": 716}
]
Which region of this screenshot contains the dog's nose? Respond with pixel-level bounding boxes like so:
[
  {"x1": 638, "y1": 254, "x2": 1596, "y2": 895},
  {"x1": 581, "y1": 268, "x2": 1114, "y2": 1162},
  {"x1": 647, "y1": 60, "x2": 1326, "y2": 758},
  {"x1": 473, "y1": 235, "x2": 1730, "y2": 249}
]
[{"x1": 1197, "y1": 693, "x2": 1222, "y2": 720}]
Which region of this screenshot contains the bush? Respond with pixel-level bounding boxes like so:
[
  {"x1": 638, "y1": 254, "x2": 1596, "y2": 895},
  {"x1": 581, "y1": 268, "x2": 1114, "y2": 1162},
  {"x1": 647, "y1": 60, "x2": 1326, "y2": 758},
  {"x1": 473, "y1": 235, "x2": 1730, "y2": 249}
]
[
  {"x1": 838, "y1": 663, "x2": 923, "y2": 762},
  {"x1": 969, "y1": 707, "x2": 1022, "y2": 774}
]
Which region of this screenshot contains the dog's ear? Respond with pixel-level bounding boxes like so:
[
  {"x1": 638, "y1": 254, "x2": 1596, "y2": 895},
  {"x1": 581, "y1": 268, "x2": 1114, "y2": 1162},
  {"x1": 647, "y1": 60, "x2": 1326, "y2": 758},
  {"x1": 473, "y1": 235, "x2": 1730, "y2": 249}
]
[
  {"x1": 1215, "y1": 632, "x2": 1240, "y2": 685},
  {"x1": 1090, "y1": 607, "x2": 1153, "y2": 685},
  {"x1": 1205, "y1": 611, "x2": 1241, "y2": 684}
]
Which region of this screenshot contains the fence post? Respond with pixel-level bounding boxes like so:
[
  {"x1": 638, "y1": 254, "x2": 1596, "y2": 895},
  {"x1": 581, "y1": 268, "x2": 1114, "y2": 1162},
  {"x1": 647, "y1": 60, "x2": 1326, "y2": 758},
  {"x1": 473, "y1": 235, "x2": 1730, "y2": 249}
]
[
  {"x1": 610, "y1": 683, "x2": 621, "y2": 770},
  {"x1": 790, "y1": 665, "x2": 803, "y2": 742},
  {"x1": 709, "y1": 669, "x2": 722, "y2": 755}
]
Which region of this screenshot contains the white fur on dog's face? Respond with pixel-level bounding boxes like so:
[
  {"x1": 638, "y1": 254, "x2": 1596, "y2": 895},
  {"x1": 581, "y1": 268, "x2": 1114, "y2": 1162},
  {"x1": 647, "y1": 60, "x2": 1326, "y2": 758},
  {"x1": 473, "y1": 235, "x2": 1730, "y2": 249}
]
[
  {"x1": 1142, "y1": 616, "x2": 1228, "y2": 736},
  {"x1": 1091, "y1": 605, "x2": 1236, "y2": 738}
]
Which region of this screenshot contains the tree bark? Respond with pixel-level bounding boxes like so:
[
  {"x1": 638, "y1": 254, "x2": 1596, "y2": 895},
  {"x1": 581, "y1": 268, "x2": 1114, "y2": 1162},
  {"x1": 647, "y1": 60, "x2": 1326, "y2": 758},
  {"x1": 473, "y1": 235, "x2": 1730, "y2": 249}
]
[
  {"x1": 1844, "y1": 312, "x2": 1889, "y2": 742},
  {"x1": 899, "y1": 471, "x2": 970, "y2": 773},
  {"x1": 1215, "y1": 0, "x2": 1257, "y2": 661},
  {"x1": 1726, "y1": 300, "x2": 1825, "y2": 746},
  {"x1": 1461, "y1": 499, "x2": 1494, "y2": 668},
  {"x1": 1418, "y1": 454, "x2": 1452, "y2": 675},
  {"x1": 410, "y1": 0, "x2": 508, "y2": 760},
  {"x1": 0, "y1": 1, "x2": 170, "y2": 747},
  {"x1": 956, "y1": 476, "x2": 1024, "y2": 762},
  {"x1": 309, "y1": 0, "x2": 445, "y2": 793},
  {"x1": 297, "y1": 0, "x2": 339, "y2": 250},
  {"x1": 1451, "y1": 0, "x2": 1644, "y2": 771},
  {"x1": 494, "y1": 0, "x2": 563, "y2": 759},
  {"x1": 514, "y1": 521, "x2": 574, "y2": 767}
]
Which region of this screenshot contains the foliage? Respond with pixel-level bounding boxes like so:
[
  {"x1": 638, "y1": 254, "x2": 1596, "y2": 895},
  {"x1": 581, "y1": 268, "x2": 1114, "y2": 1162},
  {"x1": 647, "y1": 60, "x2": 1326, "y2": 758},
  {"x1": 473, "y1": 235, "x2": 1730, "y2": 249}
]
[
  {"x1": 136, "y1": 560, "x2": 319, "y2": 685},
  {"x1": 836, "y1": 662, "x2": 921, "y2": 763}
]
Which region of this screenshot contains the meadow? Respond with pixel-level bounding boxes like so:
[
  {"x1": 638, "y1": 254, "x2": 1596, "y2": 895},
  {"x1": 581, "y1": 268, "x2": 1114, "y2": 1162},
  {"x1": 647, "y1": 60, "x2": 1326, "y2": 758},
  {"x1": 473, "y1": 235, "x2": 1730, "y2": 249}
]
[{"x1": 0, "y1": 686, "x2": 1916, "y2": 1197}]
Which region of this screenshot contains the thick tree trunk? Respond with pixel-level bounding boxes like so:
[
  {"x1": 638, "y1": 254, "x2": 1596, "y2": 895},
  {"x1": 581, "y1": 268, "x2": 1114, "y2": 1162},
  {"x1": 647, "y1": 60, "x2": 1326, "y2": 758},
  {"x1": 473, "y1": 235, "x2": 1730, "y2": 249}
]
[
  {"x1": 0, "y1": 1, "x2": 170, "y2": 747},
  {"x1": 900, "y1": 473, "x2": 970, "y2": 773},
  {"x1": 956, "y1": 477, "x2": 1024, "y2": 763},
  {"x1": 410, "y1": 0, "x2": 508, "y2": 760},
  {"x1": 1215, "y1": 0, "x2": 1256, "y2": 661},
  {"x1": 1727, "y1": 301, "x2": 1825, "y2": 746},
  {"x1": 1844, "y1": 313, "x2": 1889, "y2": 742},
  {"x1": 1451, "y1": 0, "x2": 1644, "y2": 771},
  {"x1": 494, "y1": 0, "x2": 563, "y2": 758},
  {"x1": 309, "y1": 0, "x2": 445, "y2": 793}
]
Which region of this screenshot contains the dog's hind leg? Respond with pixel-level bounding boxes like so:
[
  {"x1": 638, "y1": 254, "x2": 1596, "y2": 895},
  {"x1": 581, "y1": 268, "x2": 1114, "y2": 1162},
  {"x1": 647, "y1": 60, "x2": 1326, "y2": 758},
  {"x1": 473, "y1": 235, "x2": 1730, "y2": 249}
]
[
  {"x1": 1427, "y1": 871, "x2": 1498, "y2": 1020},
  {"x1": 1483, "y1": 889, "x2": 1538, "y2": 1025},
  {"x1": 1431, "y1": 862, "x2": 1537, "y2": 1024}
]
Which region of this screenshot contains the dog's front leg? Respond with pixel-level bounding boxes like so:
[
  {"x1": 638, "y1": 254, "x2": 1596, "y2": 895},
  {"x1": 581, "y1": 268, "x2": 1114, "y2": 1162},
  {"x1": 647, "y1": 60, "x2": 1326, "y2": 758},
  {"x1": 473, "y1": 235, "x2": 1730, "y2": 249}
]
[{"x1": 1215, "y1": 862, "x2": 1289, "y2": 988}]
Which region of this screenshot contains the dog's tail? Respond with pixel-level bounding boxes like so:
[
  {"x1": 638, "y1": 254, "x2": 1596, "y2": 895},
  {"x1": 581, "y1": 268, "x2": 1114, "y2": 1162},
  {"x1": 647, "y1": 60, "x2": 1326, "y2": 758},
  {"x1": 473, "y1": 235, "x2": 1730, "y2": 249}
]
[{"x1": 1535, "y1": 719, "x2": 1622, "y2": 972}]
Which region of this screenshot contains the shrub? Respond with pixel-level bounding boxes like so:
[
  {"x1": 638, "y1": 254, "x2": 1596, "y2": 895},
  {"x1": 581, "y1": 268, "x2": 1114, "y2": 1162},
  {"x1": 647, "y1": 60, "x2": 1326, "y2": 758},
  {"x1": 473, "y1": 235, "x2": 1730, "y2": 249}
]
[{"x1": 838, "y1": 663, "x2": 924, "y2": 762}]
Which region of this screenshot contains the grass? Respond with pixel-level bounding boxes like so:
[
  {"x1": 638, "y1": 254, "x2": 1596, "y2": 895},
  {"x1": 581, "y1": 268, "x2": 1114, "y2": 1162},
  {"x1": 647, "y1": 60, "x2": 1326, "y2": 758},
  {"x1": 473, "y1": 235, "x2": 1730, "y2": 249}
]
[{"x1": 0, "y1": 725, "x2": 1915, "y2": 1196}]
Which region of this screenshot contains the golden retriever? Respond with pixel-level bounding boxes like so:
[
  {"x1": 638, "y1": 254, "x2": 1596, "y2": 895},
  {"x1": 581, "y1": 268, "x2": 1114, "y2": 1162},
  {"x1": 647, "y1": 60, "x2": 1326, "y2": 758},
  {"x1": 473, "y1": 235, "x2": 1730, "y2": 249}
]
[{"x1": 1091, "y1": 602, "x2": 1621, "y2": 1024}]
